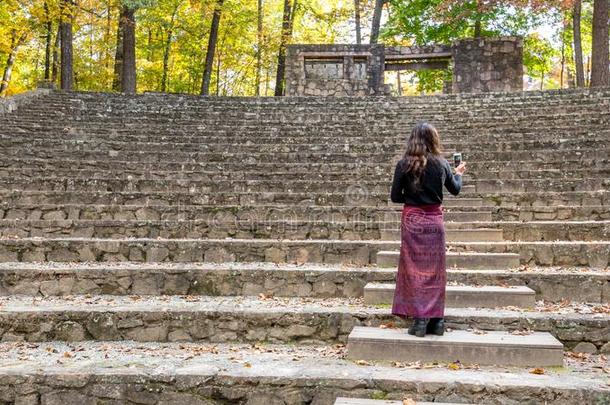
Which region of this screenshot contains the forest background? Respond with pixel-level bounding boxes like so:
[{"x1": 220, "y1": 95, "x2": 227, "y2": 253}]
[{"x1": 0, "y1": 0, "x2": 608, "y2": 96}]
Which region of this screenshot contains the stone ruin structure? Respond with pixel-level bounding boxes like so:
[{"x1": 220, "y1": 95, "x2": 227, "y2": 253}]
[{"x1": 285, "y1": 37, "x2": 523, "y2": 96}]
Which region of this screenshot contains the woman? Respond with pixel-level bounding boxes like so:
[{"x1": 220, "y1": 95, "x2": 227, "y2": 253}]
[{"x1": 390, "y1": 122, "x2": 466, "y2": 338}]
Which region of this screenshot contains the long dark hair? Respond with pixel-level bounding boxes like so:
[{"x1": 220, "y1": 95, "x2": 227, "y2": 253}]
[{"x1": 401, "y1": 122, "x2": 443, "y2": 188}]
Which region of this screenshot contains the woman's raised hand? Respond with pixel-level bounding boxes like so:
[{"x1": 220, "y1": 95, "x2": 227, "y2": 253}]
[{"x1": 455, "y1": 162, "x2": 466, "y2": 176}]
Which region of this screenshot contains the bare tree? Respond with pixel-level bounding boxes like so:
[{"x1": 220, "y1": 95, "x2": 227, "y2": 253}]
[
  {"x1": 590, "y1": 0, "x2": 609, "y2": 87},
  {"x1": 200, "y1": 0, "x2": 224, "y2": 95}
]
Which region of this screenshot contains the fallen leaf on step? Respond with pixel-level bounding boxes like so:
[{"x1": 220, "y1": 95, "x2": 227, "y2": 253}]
[
  {"x1": 447, "y1": 361, "x2": 462, "y2": 370},
  {"x1": 402, "y1": 399, "x2": 417, "y2": 405},
  {"x1": 243, "y1": 362, "x2": 252, "y2": 368},
  {"x1": 355, "y1": 359, "x2": 371, "y2": 366},
  {"x1": 529, "y1": 368, "x2": 545, "y2": 375},
  {"x1": 379, "y1": 322, "x2": 397, "y2": 329}
]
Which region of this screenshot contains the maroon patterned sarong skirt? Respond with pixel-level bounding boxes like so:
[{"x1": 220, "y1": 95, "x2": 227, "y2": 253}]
[{"x1": 391, "y1": 204, "x2": 446, "y2": 319}]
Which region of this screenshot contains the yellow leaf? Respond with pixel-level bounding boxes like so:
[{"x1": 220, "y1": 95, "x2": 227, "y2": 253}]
[{"x1": 530, "y1": 367, "x2": 545, "y2": 375}]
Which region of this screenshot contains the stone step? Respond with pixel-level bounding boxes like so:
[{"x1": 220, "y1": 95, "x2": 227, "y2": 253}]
[
  {"x1": 0, "y1": 189, "x2": 496, "y2": 208},
  {"x1": 382, "y1": 221, "x2": 610, "y2": 242},
  {"x1": 0, "y1": 262, "x2": 607, "y2": 303},
  {"x1": 4, "y1": 135, "x2": 608, "y2": 154},
  {"x1": 381, "y1": 228, "x2": 504, "y2": 242},
  {"x1": 0, "y1": 295, "x2": 605, "y2": 350},
  {"x1": 2, "y1": 175, "x2": 607, "y2": 194},
  {"x1": 346, "y1": 326, "x2": 564, "y2": 367},
  {"x1": 0, "y1": 177, "x2": 483, "y2": 195},
  {"x1": 4, "y1": 126, "x2": 609, "y2": 144},
  {"x1": 0, "y1": 202, "x2": 492, "y2": 222},
  {"x1": 376, "y1": 251, "x2": 521, "y2": 270},
  {"x1": 496, "y1": 205, "x2": 610, "y2": 221},
  {"x1": 5, "y1": 145, "x2": 610, "y2": 163},
  {"x1": 2, "y1": 189, "x2": 608, "y2": 210},
  {"x1": 0, "y1": 342, "x2": 606, "y2": 405},
  {"x1": 0, "y1": 219, "x2": 502, "y2": 241},
  {"x1": 363, "y1": 283, "x2": 536, "y2": 308},
  {"x1": 3, "y1": 156, "x2": 608, "y2": 174},
  {"x1": 2, "y1": 238, "x2": 608, "y2": 267},
  {"x1": 2, "y1": 165, "x2": 610, "y2": 183},
  {"x1": 335, "y1": 398, "x2": 466, "y2": 405}
]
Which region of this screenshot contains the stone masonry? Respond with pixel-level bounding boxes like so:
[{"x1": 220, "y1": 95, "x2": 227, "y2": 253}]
[{"x1": 285, "y1": 37, "x2": 523, "y2": 96}]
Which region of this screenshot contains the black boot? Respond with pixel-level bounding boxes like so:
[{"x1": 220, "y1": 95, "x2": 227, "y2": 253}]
[
  {"x1": 407, "y1": 318, "x2": 429, "y2": 338},
  {"x1": 426, "y1": 318, "x2": 445, "y2": 336}
]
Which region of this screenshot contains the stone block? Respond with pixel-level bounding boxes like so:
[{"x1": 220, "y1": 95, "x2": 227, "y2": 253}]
[{"x1": 347, "y1": 326, "x2": 563, "y2": 367}]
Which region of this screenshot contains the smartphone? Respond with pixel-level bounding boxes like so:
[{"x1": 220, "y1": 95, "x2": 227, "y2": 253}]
[{"x1": 453, "y1": 152, "x2": 462, "y2": 167}]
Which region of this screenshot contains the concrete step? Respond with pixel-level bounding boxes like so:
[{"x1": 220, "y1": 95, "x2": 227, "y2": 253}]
[
  {"x1": 363, "y1": 283, "x2": 536, "y2": 308},
  {"x1": 1, "y1": 262, "x2": 607, "y2": 303},
  {"x1": 346, "y1": 326, "x2": 564, "y2": 367},
  {"x1": 335, "y1": 399, "x2": 466, "y2": 405},
  {"x1": 376, "y1": 251, "x2": 521, "y2": 270},
  {"x1": 381, "y1": 228, "x2": 504, "y2": 242},
  {"x1": 0, "y1": 341, "x2": 607, "y2": 404}
]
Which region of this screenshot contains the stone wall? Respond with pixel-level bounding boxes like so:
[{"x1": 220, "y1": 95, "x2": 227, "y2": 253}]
[
  {"x1": 285, "y1": 38, "x2": 524, "y2": 96},
  {"x1": 285, "y1": 44, "x2": 387, "y2": 96},
  {"x1": 452, "y1": 37, "x2": 523, "y2": 93},
  {"x1": 0, "y1": 88, "x2": 51, "y2": 115}
]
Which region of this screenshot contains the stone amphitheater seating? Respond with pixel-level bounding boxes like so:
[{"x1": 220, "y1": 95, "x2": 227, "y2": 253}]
[{"x1": 0, "y1": 88, "x2": 608, "y2": 403}]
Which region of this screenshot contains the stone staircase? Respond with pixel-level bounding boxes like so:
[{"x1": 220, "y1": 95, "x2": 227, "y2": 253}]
[{"x1": 0, "y1": 89, "x2": 608, "y2": 404}]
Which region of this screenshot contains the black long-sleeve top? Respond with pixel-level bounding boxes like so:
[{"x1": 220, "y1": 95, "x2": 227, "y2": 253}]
[{"x1": 390, "y1": 156, "x2": 462, "y2": 206}]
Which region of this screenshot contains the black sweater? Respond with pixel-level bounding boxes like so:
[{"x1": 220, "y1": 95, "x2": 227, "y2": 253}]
[{"x1": 390, "y1": 157, "x2": 462, "y2": 206}]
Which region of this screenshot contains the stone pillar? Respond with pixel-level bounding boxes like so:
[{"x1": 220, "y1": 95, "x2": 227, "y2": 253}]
[{"x1": 452, "y1": 37, "x2": 523, "y2": 93}]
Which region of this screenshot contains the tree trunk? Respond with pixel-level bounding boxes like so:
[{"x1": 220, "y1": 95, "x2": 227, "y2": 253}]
[
  {"x1": 162, "y1": 30, "x2": 173, "y2": 92},
  {"x1": 52, "y1": 24, "x2": 60, "y2": 83},
  {"x1": 354, "y1": 0, "x2": 362, "y2": 44},
  {"x1": 113, "y1": 7, "x2": 125, "y2": 91},
  {"x1": 590, "y1": 0, "x2": 609, "y2": 87},
  {"x1": 370, "y1": 0, "x2": 385, "y2": 44},
  {"x1": 396, "y1": 71, "x2": 402, "y2": 95},
  {"x1": 201, "y1": 0, "x2": 224, "y2": 95},
  {"x1": 474, "y1": 19, "x2": 482, "y2": 38},
  {"x1": 0, "y1": 33, "x2": 20, "y2": 96},
  {"x1": 44, "y1": 1, "x2": 52, "y2": 81},
  {"x1": 274, "y1": 0, "x2": 294, "y2": 96},
  {"x1": 255, "y1": 0, "x2": 263, "y2": 95},
  {"x1": 573, "y1": 0, "x2": 585, "y2": 87},
  {"x1": 60, "y1": 0, "x2": 74, "y2": 91},
  {"x1": 161, "y1": 6, "x2": 179, "y2": 93},
  {"x1": 121, "y1": 6, "x2": 137, "y2": 94},
  {"x1": 474, "y1": 0, "x2": 482, "y2": 38}
]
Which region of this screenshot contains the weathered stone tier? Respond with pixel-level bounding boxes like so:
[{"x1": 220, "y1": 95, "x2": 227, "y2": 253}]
[
  {"x1": 0, "y1": 341, "x2": 607, "y2": 404},
  {"x1": 0, "y1": 263, "x2": 606, "y2": 303},
  {"x1": 0, "y1": 295, "x2": 607, "y2": 350}
]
